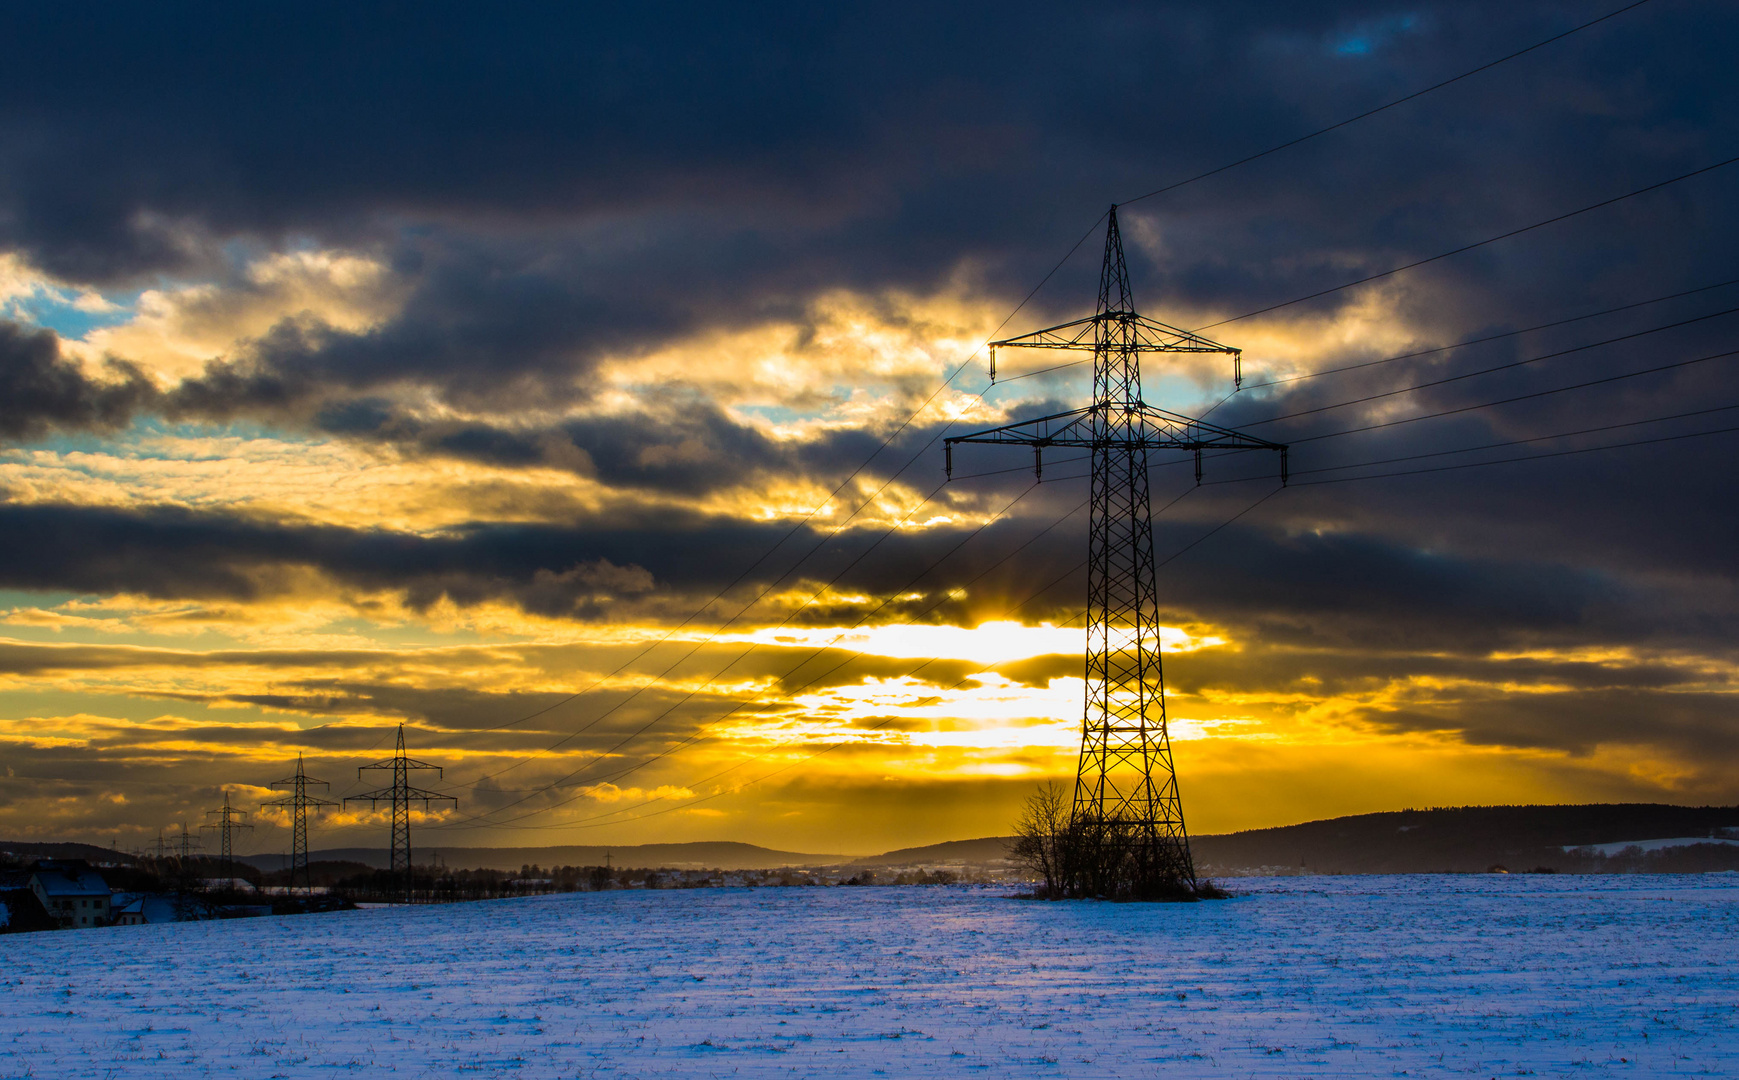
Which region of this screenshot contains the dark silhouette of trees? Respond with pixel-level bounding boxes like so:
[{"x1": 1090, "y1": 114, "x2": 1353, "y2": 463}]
[{"x1": 1011, "y1": 781, "x2": 1225, "y2": 902}]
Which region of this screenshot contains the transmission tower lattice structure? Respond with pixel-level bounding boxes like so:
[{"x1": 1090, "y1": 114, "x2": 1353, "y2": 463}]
[
  {"x1": 174, "y1": 821, "x2": 201, "y2": 862},
  {"x1": 946, "y1": 206, "x2": 1287, "y2": 898},
  {"x1": 345, "y1": 725, "x2": 456, "y2": 902},
  {"x1": 201, "y1": 791, "x2": 252, "y2": 885},
  {"x1": 265, "y1": 754, "x2": 337, "y2": 896}
]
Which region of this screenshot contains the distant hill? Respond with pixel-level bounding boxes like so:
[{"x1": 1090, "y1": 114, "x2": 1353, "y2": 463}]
[
  {"x1": 238, "y1": 841, "x2": 849, "y2": 873},
  {"x1": 0, "y1": 841, "x2": 135, "y2": 864},
  {"x1": 850, "y1": 837, "x2": 1014, "y2": 866},
  {"x1": 1191, "y1": 803, "x2": 1739, "y2": 875},
  {"x1": 12, "y1": 802, "x2": 1739, "y2": 878}
]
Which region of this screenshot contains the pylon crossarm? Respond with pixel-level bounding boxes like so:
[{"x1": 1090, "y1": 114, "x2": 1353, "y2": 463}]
[
  {"x1": 989, "y1": 313, "x2": 1239, "y2": 356},
  {"x1": 401, "y1": 787, "x2": 458, "y2": 806},
  {"x1": 1129, "y1": 403, "x2": 1288, "y2": 451},
  {"x1": 946, "y1": 405, "x2": 1287, "y2": 484},
  {"x1": 344, "y1": 788, "x2": 457, "y2": 807},
  {"x1": 1126, "y1": 313, "x2": 1240, "y2": 355},
  {"x1": 357, "y1": 756, "x2": 444, "y2": 774},
  {"x1": 946, "y1": 405, "x2": 1096, "y2": 448},
  {"x1": 989, "y1": 313, "x2": 1242, "y2": 382},
  {"x1": 947, "y1": 404, "x2": 1284, "y2": 448},
  {"x1": 989, "y1": 314, "x2": 1101, "y2": 353}
]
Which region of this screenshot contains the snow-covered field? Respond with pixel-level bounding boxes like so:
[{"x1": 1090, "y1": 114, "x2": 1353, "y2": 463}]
[
  {"x1": 2, "y1": 875, "x2": 1735, "y2": 1078},
  {"x1": 1573, "y1": 837, "x2": 1739, "y2": 856}
]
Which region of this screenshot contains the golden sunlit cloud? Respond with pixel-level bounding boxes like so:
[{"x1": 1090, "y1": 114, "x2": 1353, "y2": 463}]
[
  {"x1": 738, "y1": 619, "x2": 1222, "y2": 664},
  {"x1": 64, "y1": 249, "x2": 409, "y2": 383},
  {"x1": 0, "y1": 253, "x2": 1732, "y2": 854},
  {"x1": 600, "y1": 285, "x2": 1007, "y2": 436}
]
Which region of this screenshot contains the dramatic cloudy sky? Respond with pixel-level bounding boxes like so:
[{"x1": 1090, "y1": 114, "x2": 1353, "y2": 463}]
[{"x1": 1, "y1": 0, "x2": 1735, "y2": 857}]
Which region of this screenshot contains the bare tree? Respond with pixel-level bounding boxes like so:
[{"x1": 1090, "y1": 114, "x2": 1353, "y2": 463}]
[
  {"x1": 1011, "y1": 781, "x2": 1227, "y2": 902},
  {"x1": 1009, "y1": 781, "x2": 1069, "y2": 899}
]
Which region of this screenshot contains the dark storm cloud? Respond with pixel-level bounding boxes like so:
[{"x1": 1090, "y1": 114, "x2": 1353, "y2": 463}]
[
  {"x1": 312, "y1": 396, "x2": 802, "y2": 496},
  {"x1": 159, "y1": 230, "x2": 808, "y2": 417},
  {"x1": 187, "y1": 649, "x2": 987, "y2": 728},
  {"x1": 0, "y1": 495, "x2": 1080, "y2": 630},
  {"x1": 0, "y1": 501, "x2": 781, "y2": 614},
  {"x1": 3, "y1": 0, "x2": 1739, "y2": 802},
  {"x1": 1371, "y1": 688, "x2": 1739, "y2": 760},
  {"x1": 1158, "y1": 521, "x2": 1623, "y2": 648},
  {"x1": 0, "y1": 321, "x2": 158, "y2": 439},
  {"x1": 5, "y1": 0, "x2": 1734, "y2": 420},
  {"x1": 0, "y1": 494, "x2": 1731, "y2": 770},
  {"x1": 1173, "y1": 645, "x2": 1715, "y2": 699},
  {"x1": 0, "y1": 490, "x2": 1708, "y2": 656},
  {"x1": 304, "y1": 395, "x2": 957, "y2": 497}
]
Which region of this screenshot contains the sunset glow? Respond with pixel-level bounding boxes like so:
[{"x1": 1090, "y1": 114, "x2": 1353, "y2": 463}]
[{"x1": 1, "y1": 1, "x2": 1735, "y2": 865}]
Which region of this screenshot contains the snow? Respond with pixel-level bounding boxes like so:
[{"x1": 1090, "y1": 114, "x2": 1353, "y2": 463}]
[
  {"x1": 1569, "y1": 836, "x2": 1739, "y2": 856},
  {"x1": 1, "y1": 874, "x2": 1735, "y2": 1078}
]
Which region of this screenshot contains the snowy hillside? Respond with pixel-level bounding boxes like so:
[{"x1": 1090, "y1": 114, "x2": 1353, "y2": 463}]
[{"x1": 1, "y1": 876, "x2": 1734, "y2": 1077}]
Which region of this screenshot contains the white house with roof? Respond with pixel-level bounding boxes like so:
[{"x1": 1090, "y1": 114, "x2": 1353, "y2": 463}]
[
  {"x1": 110, "y1": 893, "x2": 185, "y2": 926},
  {"x1": 28, "y1": 861, "x2": 111, "y2": 929}
]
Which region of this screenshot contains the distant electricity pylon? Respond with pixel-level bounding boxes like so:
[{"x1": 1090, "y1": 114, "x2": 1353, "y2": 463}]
[
  {"x1": 173, "y1": 820, "x2": 201, "y2": 862},
  {"x1": 265, "y1": 754, "x2": 337, "y2": 896},
  {"x1": 345, "y1": 724, "x2": 456, "y2": 902},
  {"x1": 201, "y1": 790, "x2": 252, "y2": 885},
  {"x1": 946, "y1": 206, "x2": 1287, "y2": 898}
]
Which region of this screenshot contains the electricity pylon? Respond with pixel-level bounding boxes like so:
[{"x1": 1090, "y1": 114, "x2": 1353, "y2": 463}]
[
  {"x1": 201, "y1": 791, "x2": 252, "y2": 886},
  {"x1": 265, "y1": 754, "x2": 337, "y2": 896},
  {"x1": 344, "y1": 725, "x2": 456, "y2": 902},
  {"x1": 946, "y1": 206, "x2": 1286, "y2": 898},
  {"x1": 174, "y1": 821, "x2": 201, "y2": 862}
]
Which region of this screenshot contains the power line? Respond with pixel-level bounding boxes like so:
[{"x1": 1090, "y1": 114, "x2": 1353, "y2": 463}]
[
  {"x1": 1192, "y1": 151, "x2": 1739, "y2": 333},
  {"x1": 1121, "y1": 0, "x2": 1658, "y2": 207},
  {"x1": 1294, "y1": 344, "x2": 1739, "y2": 444},
  {"x1": 1233, "y1": 277, "x2": 1739, "y2": 395},
  {"x1": 1293, "y1": 420, "x2": 1739, "y2": 486},
  {"x1": 1289, "y1": 401, "x2": 1739, "y2": 478},
  {"x1": 1186, "y1": 275, "x2": 1739, "y2": 422},
  {"x1": 971, "y1": 328, "x2": 1739, "y2": 489},
  {"x1": 1244, "y1": 304, "x2": 1739, "y2": 427},
  {"x1": 947, "y1": 284, "x2": 1739, "y2": 485},
  {"x1": 993, "y1": 266, "x2": 1739, "y2": 398}
]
